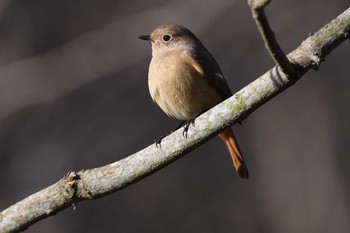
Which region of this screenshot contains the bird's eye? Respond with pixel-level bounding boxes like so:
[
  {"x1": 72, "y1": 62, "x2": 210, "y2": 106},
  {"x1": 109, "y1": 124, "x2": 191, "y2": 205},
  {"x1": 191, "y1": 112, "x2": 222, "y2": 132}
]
[{"x1": 162, "y1": 34, "x2": 172, "y2": 43}]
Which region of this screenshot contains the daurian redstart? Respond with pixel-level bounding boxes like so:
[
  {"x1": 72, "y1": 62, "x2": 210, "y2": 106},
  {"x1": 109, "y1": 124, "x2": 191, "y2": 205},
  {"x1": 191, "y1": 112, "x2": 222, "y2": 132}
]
[{"x1": 139, "y1": 24, "x2": 249, "y2": 178}]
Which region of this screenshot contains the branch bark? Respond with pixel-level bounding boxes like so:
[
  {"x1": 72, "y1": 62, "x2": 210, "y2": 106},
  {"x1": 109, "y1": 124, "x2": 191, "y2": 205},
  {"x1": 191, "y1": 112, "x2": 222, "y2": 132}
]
[{"x1": 1, "y1": 5, "x2": 349, "y2": 233}]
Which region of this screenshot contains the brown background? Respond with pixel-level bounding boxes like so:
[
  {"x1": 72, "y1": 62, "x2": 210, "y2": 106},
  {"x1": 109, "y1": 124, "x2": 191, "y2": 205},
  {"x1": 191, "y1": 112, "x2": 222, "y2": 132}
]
[{"x1": 0, "y1": 0, "x2": 349, "y2": 232}]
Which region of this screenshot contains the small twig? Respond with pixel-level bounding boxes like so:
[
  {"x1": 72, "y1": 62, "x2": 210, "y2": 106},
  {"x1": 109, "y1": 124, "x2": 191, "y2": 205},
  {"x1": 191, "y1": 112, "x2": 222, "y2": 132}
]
[{"x1": 248, "y1": 0, "x2": 295, "y2": 74}]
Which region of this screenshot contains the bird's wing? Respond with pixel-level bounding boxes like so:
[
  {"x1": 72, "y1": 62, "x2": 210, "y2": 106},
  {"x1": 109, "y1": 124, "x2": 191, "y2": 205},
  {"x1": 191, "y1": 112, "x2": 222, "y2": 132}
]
[{"x1": 192, "y1": 49, "x2": 233, "y2": 100}]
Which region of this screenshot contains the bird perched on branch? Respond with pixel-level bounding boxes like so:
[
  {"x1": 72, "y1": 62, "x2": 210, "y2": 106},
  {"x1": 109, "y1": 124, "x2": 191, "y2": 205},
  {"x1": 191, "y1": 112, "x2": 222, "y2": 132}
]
[{"x1": 139, "y1": 24, "x2": 249, "y2": 178}]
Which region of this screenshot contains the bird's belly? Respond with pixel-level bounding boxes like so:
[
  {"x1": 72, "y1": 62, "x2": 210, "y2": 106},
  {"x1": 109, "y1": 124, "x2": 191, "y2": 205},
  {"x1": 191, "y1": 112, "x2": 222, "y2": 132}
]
[
  {"x1": 152, "y1": 81, "x2": 201, "y2": 120},
  {"x1": 148, "y1": 59, "x2": 223, "y2": 120}
]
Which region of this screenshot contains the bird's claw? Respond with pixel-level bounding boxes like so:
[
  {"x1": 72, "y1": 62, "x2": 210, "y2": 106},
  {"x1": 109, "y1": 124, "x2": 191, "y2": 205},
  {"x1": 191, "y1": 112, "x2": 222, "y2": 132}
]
[{"x1": 182, "y1": 113, "x2": 199, "y2": 138}]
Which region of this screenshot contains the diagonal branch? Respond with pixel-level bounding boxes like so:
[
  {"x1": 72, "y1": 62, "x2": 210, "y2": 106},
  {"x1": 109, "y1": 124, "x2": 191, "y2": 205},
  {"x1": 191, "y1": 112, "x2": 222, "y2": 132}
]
[
  {"x1": 1, "y1": 6, "x2": 350, "y2": 233},
  {"x1": 248, "y1": 0, "x2": 296, "y2": 74}
]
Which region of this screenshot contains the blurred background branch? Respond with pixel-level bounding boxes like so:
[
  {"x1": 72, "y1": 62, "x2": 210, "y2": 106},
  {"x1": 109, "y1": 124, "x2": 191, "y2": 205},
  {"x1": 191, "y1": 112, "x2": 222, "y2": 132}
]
[{"x1": 1, "y1": 4, "x2": 349, "y2": 232}]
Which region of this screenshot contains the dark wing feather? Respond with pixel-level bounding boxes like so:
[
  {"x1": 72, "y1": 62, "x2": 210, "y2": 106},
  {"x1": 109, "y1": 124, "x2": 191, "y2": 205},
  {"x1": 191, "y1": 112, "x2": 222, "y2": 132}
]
[{"x1": 192, "y1": 46, "x2": 233, "y2": 100}]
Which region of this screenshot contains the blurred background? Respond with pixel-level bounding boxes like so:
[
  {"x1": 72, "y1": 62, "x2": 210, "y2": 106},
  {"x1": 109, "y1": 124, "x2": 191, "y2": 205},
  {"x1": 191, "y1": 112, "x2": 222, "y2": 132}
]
[{"x1": 0, "y1": 0, "x2": 349, "y2": 232}]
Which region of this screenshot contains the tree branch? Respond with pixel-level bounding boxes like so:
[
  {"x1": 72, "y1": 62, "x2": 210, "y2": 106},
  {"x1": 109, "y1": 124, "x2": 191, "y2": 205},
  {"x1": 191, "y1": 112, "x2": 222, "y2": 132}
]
[
  {"x1": 248, "y1": 0, "x2": 296, "y2": 74},
  {"x1": 1, "y1": 6, "x2": 349, "y2": 233}
]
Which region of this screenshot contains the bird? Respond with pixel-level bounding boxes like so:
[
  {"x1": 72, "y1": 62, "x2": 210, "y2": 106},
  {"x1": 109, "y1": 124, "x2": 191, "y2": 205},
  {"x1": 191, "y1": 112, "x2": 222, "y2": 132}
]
[{"x1": 139, "y1": 24, "x2": 249, "y2": 178}]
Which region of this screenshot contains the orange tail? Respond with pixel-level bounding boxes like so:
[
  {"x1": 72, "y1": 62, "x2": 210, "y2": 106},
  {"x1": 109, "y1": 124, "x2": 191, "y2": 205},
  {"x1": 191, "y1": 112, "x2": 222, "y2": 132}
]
[{"x1": 219, "y1": 128, "x2": 249, "y2": 179}]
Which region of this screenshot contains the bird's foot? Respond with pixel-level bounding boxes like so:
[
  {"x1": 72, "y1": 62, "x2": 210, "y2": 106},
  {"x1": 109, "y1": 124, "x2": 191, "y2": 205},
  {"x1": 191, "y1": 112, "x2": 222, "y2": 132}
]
[
  {"x1": 155, "y1": 129, "x2": 176, "y2": 148},
  {"x1": 182, "y1": 113, "x2": 200, "y2": 138}
]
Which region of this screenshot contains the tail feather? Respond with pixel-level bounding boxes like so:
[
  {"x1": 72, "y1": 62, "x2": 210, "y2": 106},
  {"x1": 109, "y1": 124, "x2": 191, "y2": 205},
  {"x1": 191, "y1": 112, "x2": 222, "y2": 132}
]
[{"x1": 219, "y1": 128, "x2": 249, "y2": 179}]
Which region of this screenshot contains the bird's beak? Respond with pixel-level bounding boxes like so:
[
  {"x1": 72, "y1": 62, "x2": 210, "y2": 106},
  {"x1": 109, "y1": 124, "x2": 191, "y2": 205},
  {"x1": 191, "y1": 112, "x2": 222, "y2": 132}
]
[{"x1": 138, "y1": 35, "x2": 151, "y2": 41}]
